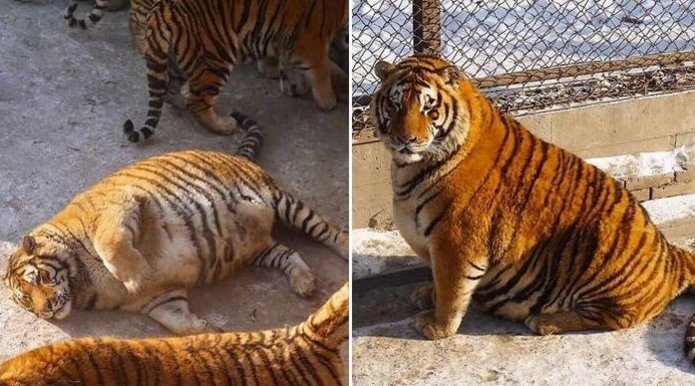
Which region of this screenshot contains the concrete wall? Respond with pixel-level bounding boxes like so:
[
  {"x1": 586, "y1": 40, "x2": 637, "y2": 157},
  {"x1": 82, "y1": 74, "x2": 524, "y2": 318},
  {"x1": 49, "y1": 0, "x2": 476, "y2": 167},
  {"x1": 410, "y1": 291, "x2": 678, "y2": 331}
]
[{"x1": 353, "y1": 90, "x2": 695, "y2": 228}]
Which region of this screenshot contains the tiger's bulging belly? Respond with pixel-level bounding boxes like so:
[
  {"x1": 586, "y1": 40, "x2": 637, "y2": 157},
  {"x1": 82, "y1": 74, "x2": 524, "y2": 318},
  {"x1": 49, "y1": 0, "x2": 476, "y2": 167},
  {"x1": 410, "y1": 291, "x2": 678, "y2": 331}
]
[
  {"x1": 473, "y1": 263, "x2": 562, "y2": 321},
  {"x1": 80, "y1": 199, "x2": 275, "y2": 311},
  {"x1": 140, "y1": 200, "x2": 275, "y2": 288}
]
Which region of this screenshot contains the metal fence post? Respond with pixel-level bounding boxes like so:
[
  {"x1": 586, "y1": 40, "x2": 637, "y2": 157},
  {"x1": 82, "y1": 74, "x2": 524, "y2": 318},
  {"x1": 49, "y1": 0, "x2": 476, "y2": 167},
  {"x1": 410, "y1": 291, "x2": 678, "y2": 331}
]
[{"x1": 413, "y1": 0, "x2": 442, "y2": 55}]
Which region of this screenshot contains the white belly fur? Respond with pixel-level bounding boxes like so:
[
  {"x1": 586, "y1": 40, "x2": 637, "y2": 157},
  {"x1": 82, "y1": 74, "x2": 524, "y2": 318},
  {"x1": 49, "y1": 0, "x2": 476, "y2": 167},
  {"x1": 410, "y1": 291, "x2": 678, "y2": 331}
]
[{"x1": 393, "y1": 199, "x2": 430, "y2": 263}]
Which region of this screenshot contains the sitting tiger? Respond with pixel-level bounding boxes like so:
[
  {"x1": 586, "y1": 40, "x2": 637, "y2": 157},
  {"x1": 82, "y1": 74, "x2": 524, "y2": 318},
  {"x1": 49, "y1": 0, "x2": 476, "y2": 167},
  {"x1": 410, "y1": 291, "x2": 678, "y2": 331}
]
[
  {"x1": 122, "y1": 0, "x2": 348, "y2": 143},
  {"x1": 3, "y1": 113, "x2": 347, "y2": 335},
  {"x1": 371, "y1": 55, "x2": 695, "y2": 360},
  {"x1": 0, "y1": 282, "x2": 349, "y2": 386}
]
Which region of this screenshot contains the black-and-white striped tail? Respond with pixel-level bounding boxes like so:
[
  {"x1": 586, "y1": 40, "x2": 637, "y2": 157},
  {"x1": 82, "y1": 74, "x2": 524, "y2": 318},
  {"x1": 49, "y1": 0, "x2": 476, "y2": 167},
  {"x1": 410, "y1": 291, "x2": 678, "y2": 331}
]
[
  {"x1": 231, "y1": 112, "x2": 262, "y2": 162},
  {"x1": 64, "y1": 2, "x2": 106, "y2": 30},
  {"x1": 123, "y1": 119, "x2": 154, "y2": 143}
]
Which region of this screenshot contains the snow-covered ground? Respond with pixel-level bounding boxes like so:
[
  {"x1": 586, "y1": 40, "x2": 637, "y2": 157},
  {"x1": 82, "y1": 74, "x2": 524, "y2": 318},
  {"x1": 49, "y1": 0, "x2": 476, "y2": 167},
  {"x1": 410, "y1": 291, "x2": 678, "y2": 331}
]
[
  {"x1": 586, "y1": 145, "x2": 695, "y2": 179},
  {"x1": 353, "y1": 0, "x2": 695, "y2": 96}
]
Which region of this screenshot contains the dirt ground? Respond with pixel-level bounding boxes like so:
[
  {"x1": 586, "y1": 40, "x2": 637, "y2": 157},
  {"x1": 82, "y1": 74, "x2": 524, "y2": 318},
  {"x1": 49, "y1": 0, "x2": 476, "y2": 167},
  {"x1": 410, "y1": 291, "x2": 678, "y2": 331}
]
[{"x1": 0, "y1": 1, "x2": 348, "y2": 361}]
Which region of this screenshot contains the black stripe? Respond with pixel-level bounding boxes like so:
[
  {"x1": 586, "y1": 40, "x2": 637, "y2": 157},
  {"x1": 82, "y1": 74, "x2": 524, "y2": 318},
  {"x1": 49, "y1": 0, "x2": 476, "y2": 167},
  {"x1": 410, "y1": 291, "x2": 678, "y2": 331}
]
[{"x1": 423, "y1": 200, "x2": 451, "y2": 237}]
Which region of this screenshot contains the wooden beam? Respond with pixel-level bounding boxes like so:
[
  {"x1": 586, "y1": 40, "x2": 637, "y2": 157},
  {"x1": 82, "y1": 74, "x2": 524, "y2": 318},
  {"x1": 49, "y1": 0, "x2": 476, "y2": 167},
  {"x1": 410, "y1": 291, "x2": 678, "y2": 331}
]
[
  {"x1": 413, "y1": 0, "x2": 441, "y2": 55},
  {"x1": 474, "y1": 51, "x2": 695, "y2": 88}
]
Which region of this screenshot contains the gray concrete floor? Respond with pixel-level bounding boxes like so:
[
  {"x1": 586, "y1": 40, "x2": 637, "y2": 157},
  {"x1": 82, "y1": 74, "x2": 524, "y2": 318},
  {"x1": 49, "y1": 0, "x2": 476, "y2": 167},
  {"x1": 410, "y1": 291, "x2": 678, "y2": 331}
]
[{"x1": 0, "y1": 2, "x2": 348, "y2": 361}]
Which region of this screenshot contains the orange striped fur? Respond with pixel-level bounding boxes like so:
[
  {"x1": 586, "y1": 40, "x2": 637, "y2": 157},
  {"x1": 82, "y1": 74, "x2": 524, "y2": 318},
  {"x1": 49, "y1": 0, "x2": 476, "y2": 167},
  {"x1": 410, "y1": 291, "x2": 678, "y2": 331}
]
[
  {"x1": 127, "y1": 0, "x2": 347, "y2": 83},
  {"x1": 372, "y1": 55, "x2": 695, "y2": 359},
  {"x1": 0, "y1": 283, "x2": 348, "y2": 386},
  {"x1": 123, "y1": 0, "x2": 348, "y2": 143},
  {"x1": 3, "y1": 116, "x2": 347, "y2": 335}
]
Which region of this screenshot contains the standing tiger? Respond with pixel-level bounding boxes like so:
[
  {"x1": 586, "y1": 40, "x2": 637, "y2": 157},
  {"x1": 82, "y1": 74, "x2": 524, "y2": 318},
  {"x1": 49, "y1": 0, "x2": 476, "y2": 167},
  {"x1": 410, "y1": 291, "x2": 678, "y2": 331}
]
[
  {"x1": 3, "y1": 113, "x2": 347, "y2": 335},
  {"x1": 371, "y1": 55, "x2": 695, "y2": 361},
  {"x1": 0, "y1": 282, "x2": 349, "y2": 386},
  {"x1": 122, "y1": 0, "x2": 348, "y2": 143}
]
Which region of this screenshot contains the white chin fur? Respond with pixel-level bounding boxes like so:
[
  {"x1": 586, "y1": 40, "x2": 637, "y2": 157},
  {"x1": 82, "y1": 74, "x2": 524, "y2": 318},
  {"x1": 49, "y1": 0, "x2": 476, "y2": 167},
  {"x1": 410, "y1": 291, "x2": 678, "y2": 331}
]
[
  {"x1": 53, "y1": 300, "x2": 72, "y2": 320},
  {"x1": 395, "y1": 152, "x2": 423, "y2": 164}
]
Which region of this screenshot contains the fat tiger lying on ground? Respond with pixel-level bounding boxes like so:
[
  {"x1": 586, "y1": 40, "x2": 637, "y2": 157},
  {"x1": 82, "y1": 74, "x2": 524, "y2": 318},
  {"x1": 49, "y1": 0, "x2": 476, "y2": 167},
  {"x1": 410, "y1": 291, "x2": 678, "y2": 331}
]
[
  {"x1": 3, "y1": 113, "x2": 347, "y2": 335},
  {"x1": 371, "y1": 55, "x2": 695, "y2": 360},
  {"x1": 0, "y1": 282, "x2": 349, "y2": 386},
  {"x1": 123, "y1": 0, "x2": 348, "y2": 143}
]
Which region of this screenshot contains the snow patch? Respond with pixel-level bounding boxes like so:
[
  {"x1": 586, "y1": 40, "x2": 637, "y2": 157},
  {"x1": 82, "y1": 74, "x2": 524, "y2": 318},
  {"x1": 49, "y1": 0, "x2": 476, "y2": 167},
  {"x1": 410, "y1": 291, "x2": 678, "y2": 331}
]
[{"x1": 352, "y1": 229, "x2": 419, "y2": 279}]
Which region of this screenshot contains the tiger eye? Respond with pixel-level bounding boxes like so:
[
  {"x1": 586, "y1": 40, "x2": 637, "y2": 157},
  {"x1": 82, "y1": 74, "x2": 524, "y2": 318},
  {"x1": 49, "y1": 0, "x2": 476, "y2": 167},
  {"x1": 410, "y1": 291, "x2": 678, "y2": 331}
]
[{"x1": 429, "y1": 110, "x2": 439, "y2": 120}]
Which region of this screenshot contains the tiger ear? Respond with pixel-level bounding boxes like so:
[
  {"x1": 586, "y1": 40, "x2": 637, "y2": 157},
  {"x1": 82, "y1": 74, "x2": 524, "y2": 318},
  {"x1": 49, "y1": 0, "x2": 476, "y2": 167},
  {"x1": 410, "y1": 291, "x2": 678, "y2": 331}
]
[
  {"x1": 22, "y1": 236, "x2": 37, "y2": 254},
  {"x1": 375, "y1": 61, "x2": 396, "y2": 81},
  {"x1": 438, "y1": 66, "x2": 464, "y2": 88}
]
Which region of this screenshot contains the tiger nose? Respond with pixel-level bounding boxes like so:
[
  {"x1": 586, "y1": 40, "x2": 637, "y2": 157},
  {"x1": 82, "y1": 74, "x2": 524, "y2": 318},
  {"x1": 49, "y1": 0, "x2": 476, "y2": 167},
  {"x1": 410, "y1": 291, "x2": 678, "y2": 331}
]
[{"x1": 397, "y1": 135, "x2": 417, "y2": 145}]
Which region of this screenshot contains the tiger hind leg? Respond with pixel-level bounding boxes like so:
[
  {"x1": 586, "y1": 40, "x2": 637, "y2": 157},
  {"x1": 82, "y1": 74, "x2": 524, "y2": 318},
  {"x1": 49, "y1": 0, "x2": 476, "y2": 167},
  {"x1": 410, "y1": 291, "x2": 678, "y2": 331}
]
[
  {"x1": 186, "y1": 62, "x2": 238, "y2": 135},
  {"x1": 251, "y1": 242, "x2": 316, "y2": 297},
  {"x1": 163, "y1": 64, "x2": 188, "y2": 110},
  {"x1": 271, "y1": 192, "x2": 348, "y2": 259},
  {"x1": 524, "y1": 311, "x2": 604, "y2": 335},
  {"x1": 143, "y1": 289, "x2": 223, "y2": 335}
]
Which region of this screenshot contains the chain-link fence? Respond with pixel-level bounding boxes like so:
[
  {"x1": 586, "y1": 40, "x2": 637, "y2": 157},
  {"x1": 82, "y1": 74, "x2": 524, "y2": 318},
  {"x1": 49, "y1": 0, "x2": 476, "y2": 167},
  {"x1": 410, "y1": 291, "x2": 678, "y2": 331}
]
[{"x1": 353, "y1": 0, "x2": 695, "y2": 134}]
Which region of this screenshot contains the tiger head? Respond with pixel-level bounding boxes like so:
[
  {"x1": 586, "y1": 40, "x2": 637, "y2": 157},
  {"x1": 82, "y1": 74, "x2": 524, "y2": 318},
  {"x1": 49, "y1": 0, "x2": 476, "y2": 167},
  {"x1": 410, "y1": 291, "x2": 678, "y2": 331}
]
[
  {"x1": 3, "y1": 234, "x2": 74, "y2": 320},
  {"x1": 371, "y1": 55, "x2": 473, "y2": 164}
]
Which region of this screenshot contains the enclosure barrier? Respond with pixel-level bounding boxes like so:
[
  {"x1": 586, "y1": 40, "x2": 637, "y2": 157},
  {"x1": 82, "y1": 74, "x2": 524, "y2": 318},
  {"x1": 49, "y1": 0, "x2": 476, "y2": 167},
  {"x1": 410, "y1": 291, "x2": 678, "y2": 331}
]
[{"x1": 352, "y1": 0, "x2": 695, "y2": 132}]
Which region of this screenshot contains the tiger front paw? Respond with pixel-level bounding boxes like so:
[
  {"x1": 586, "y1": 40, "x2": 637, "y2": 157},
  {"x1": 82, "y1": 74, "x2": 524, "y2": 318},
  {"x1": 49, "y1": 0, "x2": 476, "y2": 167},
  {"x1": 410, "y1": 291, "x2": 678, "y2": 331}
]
[{"x1": 415, "y1": 310, "x2": 457, "y2": 340}]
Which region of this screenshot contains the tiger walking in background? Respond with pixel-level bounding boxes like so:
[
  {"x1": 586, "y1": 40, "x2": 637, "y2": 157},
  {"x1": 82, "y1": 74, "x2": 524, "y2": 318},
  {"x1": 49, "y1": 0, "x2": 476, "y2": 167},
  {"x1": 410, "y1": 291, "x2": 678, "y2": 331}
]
[
  {"x1": 3, "y1": 113, "x2": 347, "y2": 335},
  {"x1": 65, "y1": 0, "x2": 348, "y2": 120},
  {"x1": 371, "y1": 55, "x2": 695, "y2": 361},
  {"x1": 123, "y1": 0, "x2": 349, "y2": 143},
  {"x1": 0, "y1": 282, "x2": 349, "y2": 385}
]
